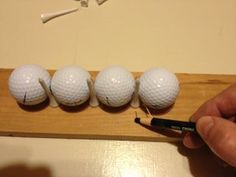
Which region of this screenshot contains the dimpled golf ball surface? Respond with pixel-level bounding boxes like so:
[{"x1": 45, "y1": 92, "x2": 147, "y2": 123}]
[
  {"x1": 139, "y1": 68, "x2": 180, "y2": 109},
  {"x1": 51, "y1": 66, "x2": 91, "y2": 106},
  {"x1": 95, "y1": 66, "x2": 135, "y2": 107},
  {"x1": 8, "y1": 64, "x2": 51, "y2": 105}
]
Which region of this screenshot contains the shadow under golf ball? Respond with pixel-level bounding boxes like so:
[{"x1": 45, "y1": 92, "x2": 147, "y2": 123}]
[
  {"x1": 99, "y1": 103, "x2": 131, "y2": 114},
  {"x1": 58, "y1": 100, "x2": 90, "y2": 113},
  {"x1": 17, "y1": 99, "x2": 49, "y2": 112},
  {"x1": 140, "y1": 103, "x2": 175, "y2": 116}
]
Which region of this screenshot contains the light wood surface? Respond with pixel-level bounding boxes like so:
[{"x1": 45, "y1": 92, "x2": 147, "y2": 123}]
[
  {"x1": 1, "y1": 69, "x2": 235, "y2": 141},
  {"x1": 1, "y1": 0, "x2": 236, "y2": 75}
]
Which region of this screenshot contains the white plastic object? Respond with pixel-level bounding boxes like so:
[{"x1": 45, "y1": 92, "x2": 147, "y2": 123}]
[
  {"x1": 94, "y1": 66, "x2": 135, "y2": 107},
  {"x1": 51, "y1": 66, "x2": 91, "y2": 106},
  {"x1": 40, "y1": 8, "x2": 78, "y2": 23},
  {"x1": 8, "y1": 64, "x2": 51, "y2": 105},
  {"x1": 38, "y1": 78, "x2": 59, "y2": 108},
  {"x1": 139, "y1": 68, "x2": 180, "y2": 109},
  {"x1": 87, "y1": 78, "x2": 99, "y2": 107}
]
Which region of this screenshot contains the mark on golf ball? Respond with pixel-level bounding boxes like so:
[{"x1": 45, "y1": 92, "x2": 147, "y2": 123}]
[
  {"x1": 106, "y1": 97, "x2": 110, "y2": 106},
  {"x1": 95, "y1": 66, "x2": 135, "y2": 107},
  {"x1": 8, "y1": 64, "x2": 51, "y2": 106},
  {"x1": 23, "y1": 92, "x2": 27, "y2": 104}
]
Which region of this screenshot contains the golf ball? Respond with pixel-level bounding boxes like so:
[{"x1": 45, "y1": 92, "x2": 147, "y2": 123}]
[
  {"x1": 94, "y1": 66, "x2": 135, "y2": 107},
  {"x1": 139, "y1": 68, "x2": 179, "y2": 109},
  {"x1": 8, "y1": 64, "x2": 51, "y2": 105},
  {"x1": 51, "y1": 65, "x2": 91, "y2": 106}
]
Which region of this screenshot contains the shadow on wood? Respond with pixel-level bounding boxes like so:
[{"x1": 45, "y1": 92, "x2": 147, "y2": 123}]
[
  {"x1": 99, "y1": 102, "x2": 130, "y2": 114},
  {"x1": 0, "y1": 164, "x2": 52, "y2": 177},
  {"x1": 59, "y1": 100, "x2": 90, "y2": 113},
  {"x1": 18, "y1": 99, "x2": 49, "y2": 112},
  {"x1": 139, "y1": 123, "x2": 183, "y2": 138},
  {"x1": 140, "y1": 103, "x2": 174, "y2": 116}
]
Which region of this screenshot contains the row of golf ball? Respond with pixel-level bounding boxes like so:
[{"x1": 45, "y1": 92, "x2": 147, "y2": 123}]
[{"x1": 8, "y1": 65, "x2": 180, "y2": 109}]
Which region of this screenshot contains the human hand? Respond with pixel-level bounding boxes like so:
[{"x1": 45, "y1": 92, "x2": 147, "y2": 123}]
[{"x1": 183, "y1": 83, "x2": 236, "y2": 167}]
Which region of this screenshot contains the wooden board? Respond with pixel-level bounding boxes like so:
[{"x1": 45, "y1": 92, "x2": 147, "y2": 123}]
[{"x1": 0, "y1": 69, "x2": 235, "y2": 141}]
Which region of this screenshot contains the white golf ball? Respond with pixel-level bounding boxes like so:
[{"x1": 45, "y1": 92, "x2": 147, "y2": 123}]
[
  {"x1": 95, "y1": 66, "x2": 135, "y2": 107},
  {"x1": 8, "y1": 64, "x2": 51, "y2": 105},
  {"x1": 51, "y1": 66, "x2": 91, "y2": 106},
  {"x1": 139, "y1": 68, "x2": 180, "y2": 109}
]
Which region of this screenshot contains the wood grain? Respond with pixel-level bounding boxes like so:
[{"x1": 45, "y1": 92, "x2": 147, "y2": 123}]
[{"x1": 0, "y1": 69, "x2": 235, "y2": 141}]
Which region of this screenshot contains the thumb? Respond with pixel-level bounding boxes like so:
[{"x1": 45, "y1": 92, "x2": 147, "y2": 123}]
[{"x1": 197, "y1": 116, "x2": 236, "y2": 167}]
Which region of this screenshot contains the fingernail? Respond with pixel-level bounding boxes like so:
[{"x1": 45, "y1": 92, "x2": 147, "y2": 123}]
[{"x1": 197, "y1": 116, "x2": 214, "y2": 139}]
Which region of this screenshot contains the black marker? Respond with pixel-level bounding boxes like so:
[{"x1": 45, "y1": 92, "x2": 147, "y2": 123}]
[{"x1": 135, "y1": 117, "x2": 197, "y2": 133}]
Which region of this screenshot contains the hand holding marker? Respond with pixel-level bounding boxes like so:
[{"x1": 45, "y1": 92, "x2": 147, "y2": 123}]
[
  {"x1": 134, "y1": 68, "x2": 236, "y2": 167},
  {"x1": 183, "y1": 84, "x2": 236, "y2": 167}
]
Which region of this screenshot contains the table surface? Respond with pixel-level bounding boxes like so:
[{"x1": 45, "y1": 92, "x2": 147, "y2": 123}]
[{"x1": 0, "y1": 0, "x2": 236, "y2": 176}]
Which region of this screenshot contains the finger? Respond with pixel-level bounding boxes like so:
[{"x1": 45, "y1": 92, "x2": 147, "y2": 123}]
[
  {"x1": 191, "y1": 83, "x2": 236, "y2": 122},
  {"x1": 183, "y1": 132, "x2": 204, "y2": 149},
  {"x1": 184, "y1": 83, "x2": 236, "y2": 149},
  {"x1": 184, "y1": 116, "x2": 236, "y2": 149},
  {"x1": 183, "y1": 99, "x2": 221, "y2": 148},
  {"x1": 214, "y1": 83, "x2": 236, "y2": 118},
  {"x1": 190, "y1": 99, "x2": 221, "y2": 122},
  {"x1": 197, "y1": 116, "x2": 236, "y2": 167}
]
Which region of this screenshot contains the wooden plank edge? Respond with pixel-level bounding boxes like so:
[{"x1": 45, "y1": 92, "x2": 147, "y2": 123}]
[{"x1": 0, "y1": 131, "x2": 182, "y2": 142}]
